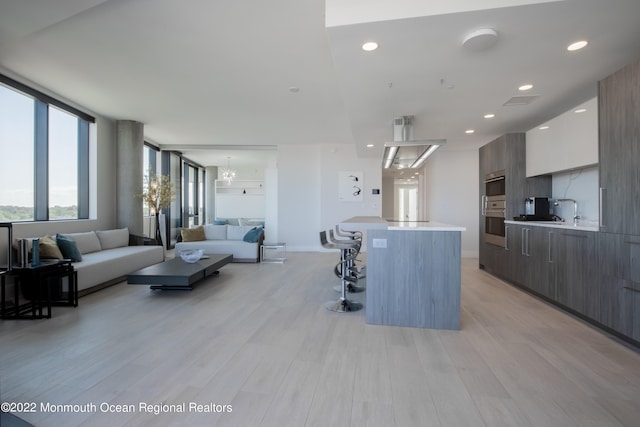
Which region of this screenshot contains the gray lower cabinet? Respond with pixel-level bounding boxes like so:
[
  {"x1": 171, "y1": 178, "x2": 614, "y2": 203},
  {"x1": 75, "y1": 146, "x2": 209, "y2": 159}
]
[
  {"x1": 502, "y1": 223, "x2": 519, "y2": 283},
  {"x1": 598, "y1": 233, "x2": 640, "y2": 341},
  {"x1": 509, "y1": 224, "x2": 552, "y2": 298},
  {"x1": 551, "y1": 230, "x2": 598, "y2": 319},
  {"x1": 526, "y1": 227, "x2": 553, "y2": 298}
]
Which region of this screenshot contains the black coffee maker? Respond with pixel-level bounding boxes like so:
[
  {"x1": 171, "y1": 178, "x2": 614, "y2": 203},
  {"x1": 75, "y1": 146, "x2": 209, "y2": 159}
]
[{"x1": 524, "y1": 197, "x2": 552, "y2": 220}]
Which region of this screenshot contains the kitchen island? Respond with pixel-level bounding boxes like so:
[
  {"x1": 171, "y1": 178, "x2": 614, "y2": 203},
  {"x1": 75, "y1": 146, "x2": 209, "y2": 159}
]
[{"x1": 341, "y1": 217, "x2": 465, "y2": 330}]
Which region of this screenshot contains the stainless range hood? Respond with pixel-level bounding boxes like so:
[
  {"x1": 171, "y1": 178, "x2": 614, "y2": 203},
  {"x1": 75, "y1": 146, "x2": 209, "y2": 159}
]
[{"x1": 383, "y1": 116, "x2": 446, "y2": 169}]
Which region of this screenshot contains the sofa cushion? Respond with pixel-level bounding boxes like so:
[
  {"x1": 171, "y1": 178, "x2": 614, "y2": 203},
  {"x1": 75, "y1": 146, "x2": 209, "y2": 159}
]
[
  {"x1": 227, "y1": 225, "x2": 255, "y2": 241},
  {"x1": 64, "y1": 231, "x2": 102, "y2": 254},
  {"x1": 243, "y1": 227, "x2": 263, "y2": 243},
  {"x1": 181, "y1": 226, "x2": 206, "y2": 242},
  {"x1": 56, "y1": 234, "x2": 83, "y2": 262},
  {"x1": 39, "y1": 234, "x2": 64, "y2": 259},
  {"x1": 96, "y1": 227, "x2": 130, "y2": 249},
  {"x1": 213, "y1": 219, "x2": 228, "y2": 225},
  {"x1": 203, "y1": 224, "x2": 227, "y2": 240}
]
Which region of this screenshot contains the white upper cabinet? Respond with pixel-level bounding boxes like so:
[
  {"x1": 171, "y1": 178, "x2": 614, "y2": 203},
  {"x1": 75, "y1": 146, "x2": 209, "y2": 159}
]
[{"x1": 526, "y1": 97, "x2": 598, "y2": 177}]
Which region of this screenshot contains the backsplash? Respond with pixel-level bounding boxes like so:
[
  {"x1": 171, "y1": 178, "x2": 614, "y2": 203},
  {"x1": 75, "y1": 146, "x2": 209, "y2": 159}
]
[{"x1": 551, "y1": 165, "x2": 599, "y2": 223}]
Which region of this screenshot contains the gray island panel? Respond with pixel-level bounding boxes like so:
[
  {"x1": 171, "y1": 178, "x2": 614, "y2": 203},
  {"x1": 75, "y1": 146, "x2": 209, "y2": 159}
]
[{"x1": 366, "y1": 228, "x2": 461, "y2": 330}]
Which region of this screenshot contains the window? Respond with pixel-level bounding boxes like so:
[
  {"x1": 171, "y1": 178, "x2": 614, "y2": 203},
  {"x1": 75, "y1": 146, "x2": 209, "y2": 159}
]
[
  {"x1": 0, "y1": 85, "x2": 34, "y2": 221},
  {"x1": 48, "y1": 106, "x2": 79, "y2": 219},
  {"x1": 0, "y1": 75, "x2": 93, "y2": 221},
  {"x1": 142, "y1": 143, "x2": 159, "y2": 217}
]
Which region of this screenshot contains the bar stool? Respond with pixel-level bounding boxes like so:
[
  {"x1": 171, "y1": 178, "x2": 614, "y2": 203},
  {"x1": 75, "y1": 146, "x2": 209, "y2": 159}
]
[
  {"x1": 319, "y1": 231, "x2": 363, "y2": 312},
  {"x1": 334, "y1": 225, "x2": 366, "y2": 280},
  {"x1": 328, "y1": 229, "x2": 365, "y2": 293}
]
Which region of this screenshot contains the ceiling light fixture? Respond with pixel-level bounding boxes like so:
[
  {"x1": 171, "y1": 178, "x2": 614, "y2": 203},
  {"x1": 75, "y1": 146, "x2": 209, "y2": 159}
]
[
  {"x1": 383, "y1": 146, "x2": 399, "y2": 169},
  {"x1": 519, "y1": 84, "x2": 533, "y2": 91},
  {"x1": 567, "y1": 40, "x2": 588, "y2": 51},
  {"x1": 221, "y1": 156, "x2": 236, "y2": 185},
  {"x1": 382, "y1": 116, "x2": 446, "y2": 169},
  {"x1": 484, "y1": 113, "x2": 495, "y2": 119},
  {"x1": 362, "y1": 42, "x2": 378, "y2": 51},
  {"x1": 574, "y1": 108, "x2": 587, "y2": 113},
  {"x1": 539, "y1": 126, "x2": 550, "y2": 130},
  {"x1": 462, "y1": 28, "x2": 499, "y2": 51},
  {"x1": 366, "y1": 144, "x2": 374, "y2": 148},
  {"x1": 410, "y1": 145, "x2": 439, "y2": 168},
  {"x1": 465, "y1": 129, "x2": 475, "y2": 134}
]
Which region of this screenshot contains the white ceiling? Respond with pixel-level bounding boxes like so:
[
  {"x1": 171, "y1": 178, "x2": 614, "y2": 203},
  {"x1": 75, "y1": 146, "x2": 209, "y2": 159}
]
[{"x1": 1, "y1": 0, "x2": 639, "y2": 171}]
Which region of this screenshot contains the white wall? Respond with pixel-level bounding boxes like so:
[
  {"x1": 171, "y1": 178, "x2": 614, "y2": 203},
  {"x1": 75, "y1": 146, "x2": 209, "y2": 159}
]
[
  {"x1": 275, "y1": 143, "x2": 382, "y2": 251},
  {"x1": 319, "y1": 144, "x2": 382, "y2": 230},
  {"x1": 277, "y1": 145, "x2": 322, "y2": 251},
  {"x1": 423, "y1": 148, "x2": 479, "y2": 258}
]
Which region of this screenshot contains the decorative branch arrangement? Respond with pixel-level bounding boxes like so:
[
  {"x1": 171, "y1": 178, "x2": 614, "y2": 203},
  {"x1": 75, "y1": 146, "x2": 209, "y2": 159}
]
[
  {"x1": 139, "y1": 170, "x2": 175, "y2": 245},
  {"x1": 140, "y1": 170, "x2": 175, "y2": 215}
]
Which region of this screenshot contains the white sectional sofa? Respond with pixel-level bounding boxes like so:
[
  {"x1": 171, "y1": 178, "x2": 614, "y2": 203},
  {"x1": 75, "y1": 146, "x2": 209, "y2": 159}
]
[
  {"x1": 175, "y1": 224, "x2": 264, "y2": 262},
  {"x1": 20, "y1": 228, "x2": 164, "y2": 295}
]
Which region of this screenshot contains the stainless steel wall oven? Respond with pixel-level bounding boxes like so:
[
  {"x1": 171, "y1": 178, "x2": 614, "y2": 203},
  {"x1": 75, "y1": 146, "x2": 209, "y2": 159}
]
[{"x1": 482, "y1": 170, "x2": 506, "y2": 247}]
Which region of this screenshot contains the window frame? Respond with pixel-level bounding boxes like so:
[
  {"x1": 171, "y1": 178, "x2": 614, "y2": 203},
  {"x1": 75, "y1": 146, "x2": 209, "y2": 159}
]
[{"x1": 1, "y1": 74, "x2": 94, "y2": 222}]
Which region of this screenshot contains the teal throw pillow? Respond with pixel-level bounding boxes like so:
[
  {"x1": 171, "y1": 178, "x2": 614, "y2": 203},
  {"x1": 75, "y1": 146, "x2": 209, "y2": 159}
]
[
  {"x1": 214, "y1": 219, "x2": 228, "y2": 225},
  {"x1": 56, "y1": 234, "x2": 83, "y2": 262},
  {"x1": 243, "y1": 227, "x2": 263, "y2": 243}
]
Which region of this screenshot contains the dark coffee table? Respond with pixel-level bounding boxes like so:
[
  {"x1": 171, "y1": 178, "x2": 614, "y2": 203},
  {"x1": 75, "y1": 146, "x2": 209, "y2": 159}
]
[{"x1": 127, "y1": 254, "x2": 232, "y2": 290}]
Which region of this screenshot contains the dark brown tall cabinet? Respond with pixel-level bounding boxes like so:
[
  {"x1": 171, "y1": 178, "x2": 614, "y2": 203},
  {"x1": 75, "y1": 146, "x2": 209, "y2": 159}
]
[
  {"x1": 596, "y1": 58, "x2": 640, "y2": 342},
  {"x1": 598, "y1": 58, "x2": 640, "y2": 236},
  {"x1": 479, "y1": 133, "x2": 550, "y2": 281}
]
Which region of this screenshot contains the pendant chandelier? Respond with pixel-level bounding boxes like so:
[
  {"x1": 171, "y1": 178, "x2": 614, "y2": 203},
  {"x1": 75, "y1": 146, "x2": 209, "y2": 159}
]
[{"x1": 221, "y1": 156, "x2": 236, "y2": 185}]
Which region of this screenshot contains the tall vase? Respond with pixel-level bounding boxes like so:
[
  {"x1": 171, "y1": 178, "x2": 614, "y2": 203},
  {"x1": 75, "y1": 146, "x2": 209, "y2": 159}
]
[{"x1": 155, "y1": 213, "x2": 163, "y2": 247}]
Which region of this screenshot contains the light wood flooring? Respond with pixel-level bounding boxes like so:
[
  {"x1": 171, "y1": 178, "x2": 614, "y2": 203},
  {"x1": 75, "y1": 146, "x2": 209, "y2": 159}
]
[{"x1": 1, "y1": 253, "x2": 639, "y2": 427}]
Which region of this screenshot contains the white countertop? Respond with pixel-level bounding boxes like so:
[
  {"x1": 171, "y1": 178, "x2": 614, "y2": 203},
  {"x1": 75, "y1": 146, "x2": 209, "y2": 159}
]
[
  {"x1": 386, "y1": 220, "x2": 466, "y2": 231},
  {"x1": 340, "y1": 216, "x2": 465, "y2": 232},
  {"x1": 504, "y1": 220, "x2": 598, "y2": 232},
  {"x1": 340, "y1": 216, "x2": 388, "y2": 230}
]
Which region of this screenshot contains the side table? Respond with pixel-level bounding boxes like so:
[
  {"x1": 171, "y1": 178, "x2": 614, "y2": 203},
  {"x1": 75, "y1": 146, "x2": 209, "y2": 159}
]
[
  {"x1": 260, "y1": 242, "x2": 287, "y2": 263},
  {"x1": 1, "y1": 260, "x2": 77, "y2": 319}
]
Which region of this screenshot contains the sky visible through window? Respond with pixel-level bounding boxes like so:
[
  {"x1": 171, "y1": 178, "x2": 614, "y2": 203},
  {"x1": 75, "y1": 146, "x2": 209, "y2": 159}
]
[
  {"x1": 0, "y1": 85, "x2": 34, "y2": 207},
  {"x1": 0, "y1": 85, "x2": 78, "y2": 211}
]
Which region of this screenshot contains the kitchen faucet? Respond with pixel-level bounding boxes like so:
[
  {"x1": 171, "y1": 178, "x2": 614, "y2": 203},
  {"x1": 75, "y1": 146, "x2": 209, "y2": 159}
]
[{"x1": 554, "y1": 199, "x2": 580, "y2": 224}]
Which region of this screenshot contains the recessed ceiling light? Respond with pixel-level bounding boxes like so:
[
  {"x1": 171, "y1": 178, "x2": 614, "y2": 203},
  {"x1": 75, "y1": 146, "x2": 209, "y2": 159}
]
[
  {"x1": 465, "y1": 129, "x2": 475, "y2": 134},
  {"x1": 366, "y1": 144, "x2": 374, "y2": 148},
  {"x1": 539, "y1": 126, "x2": 550, "y2": 130},
  {"x1": 567, "y1": 40, "x2": 588, "y2": 51},
  {"x1": 519, "y1": 84, "x2": 533, "y2": 91},
  {"x1": 484, "y1": 113, "x2": 495, "y2": 119},
  {"x1": 574, "y1": 108, "x2": 587, "y2": 113},
  {"x1": 362, "y1": 42, "x2": 378, "y2": 51}
]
